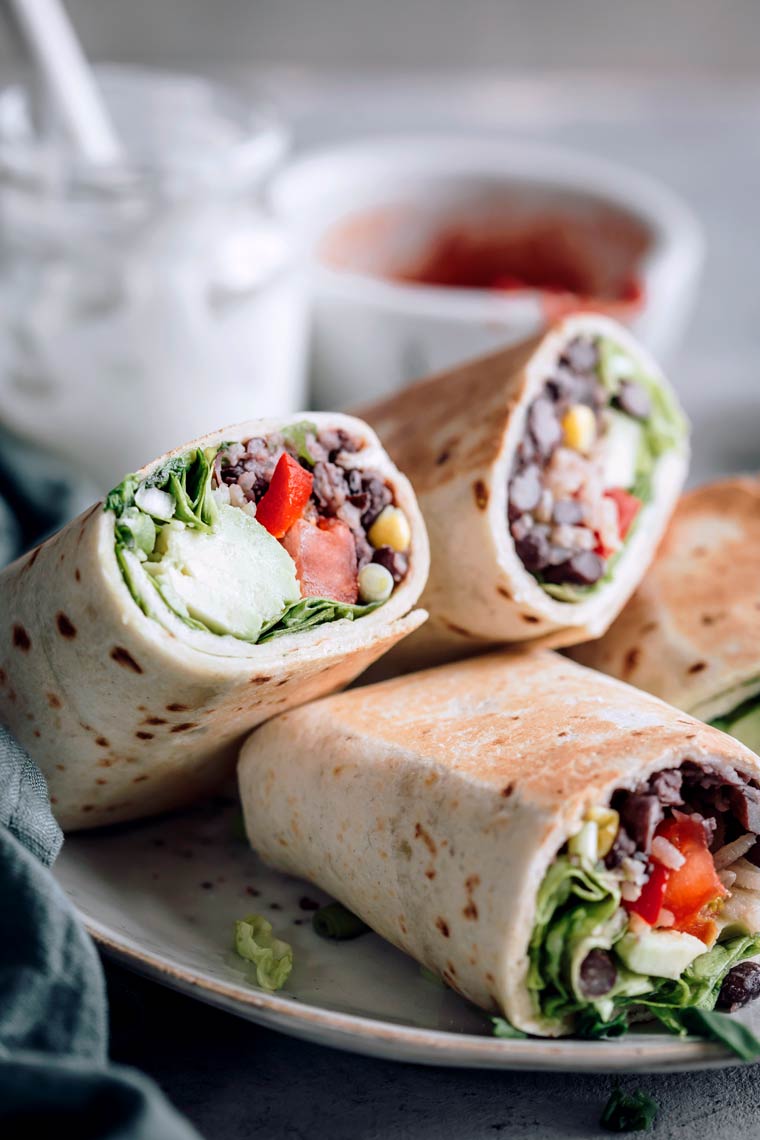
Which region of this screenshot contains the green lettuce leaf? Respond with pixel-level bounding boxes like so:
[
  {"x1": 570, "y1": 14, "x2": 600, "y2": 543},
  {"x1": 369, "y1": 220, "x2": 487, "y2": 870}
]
[
  {"x1": 234, "y1": 914, "x2": 293, "y2": 991},
  {"x1": 491, "y1": 1017, "x2": 527, "y2": 1040},
  {"x1": 281, "y1": 420, "x2": 319, "y2": 466},
  {"x1": 527, "y1": 855, "x2": 621, "y2": 1022},
  {"x1": 257, "y1": 596, "x2": 380, "y2": 643}
]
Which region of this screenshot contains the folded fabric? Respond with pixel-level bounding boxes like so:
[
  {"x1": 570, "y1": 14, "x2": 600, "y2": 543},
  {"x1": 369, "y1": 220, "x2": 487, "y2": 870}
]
[{"x1": 0, "y1": 725, "x2": 200, "y2": 1140}]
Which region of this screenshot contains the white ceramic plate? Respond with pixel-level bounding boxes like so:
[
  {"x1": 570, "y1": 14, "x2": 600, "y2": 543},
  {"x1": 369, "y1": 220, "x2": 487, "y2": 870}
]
[{"x1": 56, "y1": 796, "x2": 756, "y2": 1072}]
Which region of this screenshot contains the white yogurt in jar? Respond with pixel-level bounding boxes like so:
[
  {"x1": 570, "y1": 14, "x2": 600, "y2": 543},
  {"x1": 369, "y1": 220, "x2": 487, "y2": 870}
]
[{"x1": 0, "y1": 67, "x2": 308, "y2": 489}]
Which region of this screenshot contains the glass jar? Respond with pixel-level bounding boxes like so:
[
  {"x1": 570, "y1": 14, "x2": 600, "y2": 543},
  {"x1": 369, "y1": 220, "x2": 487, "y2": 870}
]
[{"x1": 0, "y1": 66, "x2": 307, "y2": 489}]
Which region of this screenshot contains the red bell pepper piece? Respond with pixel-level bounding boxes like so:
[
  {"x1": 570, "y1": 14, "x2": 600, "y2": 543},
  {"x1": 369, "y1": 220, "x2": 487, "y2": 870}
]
[
  {"x1": 605, "y1": 488, "x2": 642, "y2": 541},
  {"x1": 624, "y1": 861, "x2": 669, "y2": 925},
  {"x1": 255, "y1": 453, "x2": 313, "y2": 539},
  {"x1": 657, "y1": 816, "x2": 727, "y2": 928}
]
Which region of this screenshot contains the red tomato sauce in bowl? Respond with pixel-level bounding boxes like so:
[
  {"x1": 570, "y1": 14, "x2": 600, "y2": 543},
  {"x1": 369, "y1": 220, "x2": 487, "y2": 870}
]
[{"x1": 320, "y1": 194, "x2": 650, "y2": 320}]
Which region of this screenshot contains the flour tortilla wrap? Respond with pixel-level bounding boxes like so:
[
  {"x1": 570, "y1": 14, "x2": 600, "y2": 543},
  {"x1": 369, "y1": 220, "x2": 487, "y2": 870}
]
[
  {"x1": 0, "y1": 413, "x2": 428, "y2": 831},
  {"x1": 240, "y1": 651, "x2": 760, "y2": 1037},
  {"x1": 571, "y1": 478, "x2": 760, "y2": 733},
  {"x1": 359, "y1": 313, "x2": 688, "y2": 670}
]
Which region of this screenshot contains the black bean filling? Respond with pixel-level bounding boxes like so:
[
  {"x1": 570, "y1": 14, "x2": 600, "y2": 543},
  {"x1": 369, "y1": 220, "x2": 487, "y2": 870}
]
[
  {"x1": 214, "y1": 428, "x2": 409, "y2": 582},
  {"x1": 508, "y1": 335, "x2": 651, "y2": 589}
]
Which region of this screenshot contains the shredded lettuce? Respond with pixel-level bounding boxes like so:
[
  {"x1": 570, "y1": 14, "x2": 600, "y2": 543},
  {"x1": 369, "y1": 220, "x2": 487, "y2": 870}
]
[
  {"x1": 257, "y1": 596, "x2": 380, "y2": 643},
  {"x1": 234, "y1": 914, "x2": 293, "y2": 991},
  {"x1": 281, "y1": 420, "x2": 319, "y2": 466}
]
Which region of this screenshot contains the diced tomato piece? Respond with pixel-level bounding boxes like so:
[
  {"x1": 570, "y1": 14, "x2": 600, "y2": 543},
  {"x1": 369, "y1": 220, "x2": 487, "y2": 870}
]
[
  {"x1": 281, "y1": 518, "x2": 359, "y2": 604},
  {"x1": 656, "y1": 817, "x2": 727, "y2": 929},
  {"x1": 593, "y1": 535, "x2": 615, "y2": 560},
  {"x1": 624, "y1": 861, "x2": 669, "y2": 924},
  {"x1": 679, "y1": 914, "x2": 719, "y2": 947},
  {"x1": 605, "y1": 488, "x2": 642, "y2": 541},
  {"x1": 255, "y1": 454, "x2": 313, "y2": 539}
]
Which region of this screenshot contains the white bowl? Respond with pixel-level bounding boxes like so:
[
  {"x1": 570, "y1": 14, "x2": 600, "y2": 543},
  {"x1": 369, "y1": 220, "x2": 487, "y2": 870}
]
[{"x1": 271, "y1": 136, "x2": 704, "y2": 408}]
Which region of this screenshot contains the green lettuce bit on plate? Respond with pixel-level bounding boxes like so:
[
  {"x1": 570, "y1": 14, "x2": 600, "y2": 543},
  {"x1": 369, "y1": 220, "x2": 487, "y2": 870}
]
[
  {"x1": 600, "y1": 1087, "x2": 658, "y2": 1133},
  {"x1": 234, "y1": 914, "x2": 293, "y2": 992}
]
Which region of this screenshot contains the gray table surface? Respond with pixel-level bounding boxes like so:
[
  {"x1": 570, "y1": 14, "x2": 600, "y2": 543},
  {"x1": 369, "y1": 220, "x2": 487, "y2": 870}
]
[{"x1": 102, "y1": 71, "x2": 760, "y2": 1139}]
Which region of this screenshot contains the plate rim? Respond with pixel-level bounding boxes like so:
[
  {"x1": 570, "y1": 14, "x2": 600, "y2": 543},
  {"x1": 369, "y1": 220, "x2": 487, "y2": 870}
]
[{"x1": 80, "y1": 910, "x2": 740, "y2": 1072}]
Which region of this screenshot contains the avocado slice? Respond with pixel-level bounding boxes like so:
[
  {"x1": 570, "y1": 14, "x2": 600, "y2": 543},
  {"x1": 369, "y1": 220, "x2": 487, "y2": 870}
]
[
  {"x1": 145, "y1": 504, "x2": 300, "y2": 641},
  {"x1": 616, "y1": 928, "x2": 706, "y2": 981}
]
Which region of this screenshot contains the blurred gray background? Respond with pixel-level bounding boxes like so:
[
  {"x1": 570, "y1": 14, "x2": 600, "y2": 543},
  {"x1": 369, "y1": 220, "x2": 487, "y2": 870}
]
[{"x1": 2, "y1": 0, "x2": 759, "y2": 74}]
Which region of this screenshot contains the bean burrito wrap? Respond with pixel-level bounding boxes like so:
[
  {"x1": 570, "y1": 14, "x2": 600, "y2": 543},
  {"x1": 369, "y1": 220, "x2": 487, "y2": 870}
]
[
  {"x1": 572, "y1": 478, "x2": 760, "y2": 753},
  {"x1": 361, "y1": 313, "x2": 688, "y2": 669},
  {"x1": 240, "y1": 652, "x2": 760, "y2": 1038},
  {"x1": 0, "y1": 413, "x2": 428, "y2": 830}
]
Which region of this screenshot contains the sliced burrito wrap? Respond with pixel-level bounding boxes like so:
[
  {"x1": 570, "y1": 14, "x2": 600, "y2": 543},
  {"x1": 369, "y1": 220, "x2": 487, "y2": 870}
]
[
  {"x1": 0, "y1": 413, "x2": 428, "y2": 830},
  {"x1": 571, "y1": 478, "x2": 760, "y2": 748},
  {"x1": 240, "y1": 651, "x2": 760, "y2": 1038},
  {"x1": 359, "y1": 313, "x2": 688, "y2": 669}
]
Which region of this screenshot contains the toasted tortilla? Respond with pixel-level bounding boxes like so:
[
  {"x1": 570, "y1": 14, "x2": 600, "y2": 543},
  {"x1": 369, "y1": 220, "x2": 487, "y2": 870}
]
[
  {"x1": 359, "y1": 314, "x2": 688, "y2": 670},
  {"x1": 238, "y1": 650, "x2": 758, "y2": 1035},
  {"x1": 0, "y1": 413, "x2": 429, "y2": 830},
  {"x1": 571, "y1": 477, "x2": 760, "y2": 723}
]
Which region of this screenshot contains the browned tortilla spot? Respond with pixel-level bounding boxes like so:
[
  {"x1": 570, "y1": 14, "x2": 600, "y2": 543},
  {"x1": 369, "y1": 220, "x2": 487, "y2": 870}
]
[
  {"x1": 24, "y1": 545, "x2": 41, "y2": 571},
  {"x1": 81, "y1": 804, "x2": 94, "y2": 812},
  {"x1": 135, "y1": 731, "x2": 154, "y2": 740},
  {"x1": 414, "y1": 822, "x2": 437, "y2": 856},
  {"x1": 399, "y1": 917, "x2": 407, "y2": 934},
  {"x1": 95, "y1": 736, "x2": 110, "y2": 748},
  {"x1": 473, "y1": 480, "x2": 489, "y2": 510},
  {"x1": 521, "y1": 613, "x2": 540, "y2": 624},
  {"x1": 466, "y1": 874, "x2": 480, "y2": 892},
  {"x1": 435, "y1": 447, "x2": 451, "y2": 466},
  {"x1": 170, "y1": 722, "x2": 197, "y2": 733},
  {"x1": 640, "y1": 620, "x2": 659, "y2": 634},
  {"x1": 50, "y1": 795, "x2": 57, "y2": 804},
  {"x1": 46, "y1": 693, "x2": 62, "y2": 709},
  {"x1": 250, "y1": 675, "x2": 272, "y2": 684},
  {"x1": 463, "y1": 902, "x2": 479, "y2": 920},
  {"x1": 485, "y1": 971, "x2": 495, "y2": 984},
  {"x1": 442, "y1": 620, "x2": 478, "y2": 639},
  {"x1": 0, "y1": 668, "x2": 5, "y2": 685},
  {"x1": 166, "y1": 703, "x2": 189, "y2": 712},
  {"x1": 447, "y1": 960, "x2": 457, "y2": 975},
  {"x1": 56, "y1": 612, "x2": 77, "y2": 638},
  {"x1": 95, "y1": 778, "x2": 107, "y2": 785},
  {"x1": 501, "y1": 782, "x2": 515, "y2": 798},
  {"x1": 623, "y1": 647, "x2": 640, "y2": 677},
  {"x1": 435, "y1": 917, "x2": 450, "y2": 938},
  {"x1": 56, "y1": 764, "x2": 65, "y2": 771},
  {"x1": 688, "y1": 661, "x2": 707, "y2": 674},
  {"x1": 110, "y1": 647, "x2": 143, "y2": 673},
  {"x1": 425, "y1": 869, "x2": 436, "y2": 879},
  {"x1": 144, "y1": 716, "x2": 168, "y2": 726},
  {"x1": 276, "y1": 678, "x2": 289, "y2": 687},
  {"x1": 75, "y1": 568, "x2": 81, "y2": 582},
  {"x1": 97, "y1": 758, "x2": 112, "y2": 767},
  {"x1": 497, "y1": 586, "x2": 512, "y2": 599},
  {"x1": 12, "y1": 624, "x2": 31, "y2": 651},
  {"x1": 33, "y1": 730, "x2": 40, "y2": 738},
  {"x1": 132, "y1": 775, "x2": 149, "y2": 783}
]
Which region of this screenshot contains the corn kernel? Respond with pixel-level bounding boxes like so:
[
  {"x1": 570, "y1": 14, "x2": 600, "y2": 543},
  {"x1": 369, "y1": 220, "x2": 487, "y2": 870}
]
[
  {"x1": 586, "y1": 806, "x2": 620, "y2": 858},
  {"x1": 368, "y1": 505, "x2": 411, "y2": 553},
  {"x1": 561, "y1": 404, "x2": 597, "y2": 454},
  {"x1": 358, "y1": 562, "x2": 394, "y2": 604}
]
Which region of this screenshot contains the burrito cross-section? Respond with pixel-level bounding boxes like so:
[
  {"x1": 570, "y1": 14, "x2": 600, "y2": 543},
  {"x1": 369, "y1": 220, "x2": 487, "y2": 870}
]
[
  {"x1": 0, "y1": 413, "x2": 429, "y2": 830},
  {"x1": 240, "y1": 652, "x2": 760, "y2": 1038},
  {"x1": 361, "y1": 313, "x2": 689, "y2": 668}
]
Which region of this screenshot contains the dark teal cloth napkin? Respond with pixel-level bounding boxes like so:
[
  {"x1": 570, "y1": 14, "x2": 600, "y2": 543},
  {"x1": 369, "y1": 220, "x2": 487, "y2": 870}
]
[{"x1": 0, "y1": 725, "x2": 201, "y2": 1139}]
